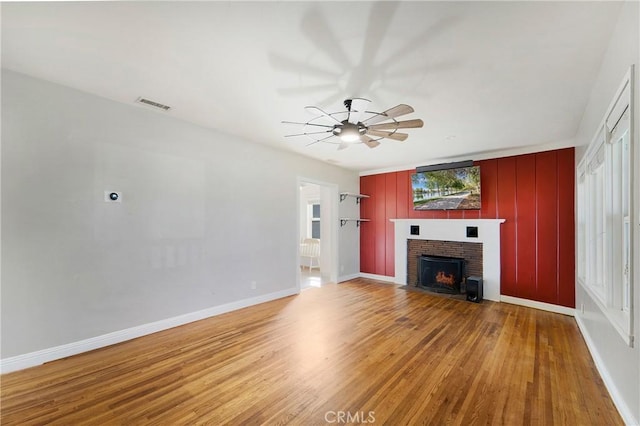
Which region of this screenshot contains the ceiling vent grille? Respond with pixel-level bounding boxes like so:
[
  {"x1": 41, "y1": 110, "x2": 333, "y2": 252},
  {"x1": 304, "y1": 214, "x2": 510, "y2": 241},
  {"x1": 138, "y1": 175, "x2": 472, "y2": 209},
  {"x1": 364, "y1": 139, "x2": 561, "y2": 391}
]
[{"x1": 135, "y1": 97, "x2": 171, "y2": 111}]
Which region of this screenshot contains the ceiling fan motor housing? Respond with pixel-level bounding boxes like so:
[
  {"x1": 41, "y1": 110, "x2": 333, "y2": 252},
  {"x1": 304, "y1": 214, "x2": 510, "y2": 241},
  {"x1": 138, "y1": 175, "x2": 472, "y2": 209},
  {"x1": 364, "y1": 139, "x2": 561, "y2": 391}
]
[{"x1": 333, "y1": 121, "x2": 367, "y2": 142}]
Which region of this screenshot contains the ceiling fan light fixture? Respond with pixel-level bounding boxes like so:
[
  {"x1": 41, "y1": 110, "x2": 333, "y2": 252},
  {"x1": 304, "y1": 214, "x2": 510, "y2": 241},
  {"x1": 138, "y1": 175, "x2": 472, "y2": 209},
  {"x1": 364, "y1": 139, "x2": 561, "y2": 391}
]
[
  {"x1": 333, "y1": 122, "x2": 363, "y2": 142},
  {"x1": 340, "y1": 128, "x2": 361, "y2": 142}
]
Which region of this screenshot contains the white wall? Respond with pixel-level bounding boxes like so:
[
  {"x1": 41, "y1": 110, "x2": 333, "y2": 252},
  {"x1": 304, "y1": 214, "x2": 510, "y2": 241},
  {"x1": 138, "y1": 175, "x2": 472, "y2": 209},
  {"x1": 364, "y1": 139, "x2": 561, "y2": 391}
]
[
  {"x1": 574, "y1": 2, "x2": 640, "y2": 424},
  {"x1": 0, "y1": 70, "x2": 360, "y2": 361},
  {"x1": 319, "y1": 185, "x2": 334, "y2": 280}
]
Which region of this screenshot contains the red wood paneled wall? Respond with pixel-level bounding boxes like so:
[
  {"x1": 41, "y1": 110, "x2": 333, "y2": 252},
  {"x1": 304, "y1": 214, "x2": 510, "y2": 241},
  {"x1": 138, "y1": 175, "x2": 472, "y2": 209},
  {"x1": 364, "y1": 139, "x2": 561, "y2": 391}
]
[{"x1": 360, "y1": 148, "x2": 575, "y2": 308}]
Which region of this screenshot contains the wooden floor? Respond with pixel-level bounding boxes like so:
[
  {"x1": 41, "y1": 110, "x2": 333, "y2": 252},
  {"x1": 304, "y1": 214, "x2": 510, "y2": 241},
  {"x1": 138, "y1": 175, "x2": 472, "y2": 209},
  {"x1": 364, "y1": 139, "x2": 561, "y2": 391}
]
[{"x1": 1, "y1": 279, "x2": 622, "y2": 425}]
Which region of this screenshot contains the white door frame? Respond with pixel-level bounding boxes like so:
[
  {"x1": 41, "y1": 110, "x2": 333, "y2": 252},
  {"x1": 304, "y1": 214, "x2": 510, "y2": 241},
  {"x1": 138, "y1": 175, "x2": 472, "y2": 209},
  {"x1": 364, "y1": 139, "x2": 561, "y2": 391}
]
[{"x1": 296, "y1": 177, "x2": 339, "y2": 289}]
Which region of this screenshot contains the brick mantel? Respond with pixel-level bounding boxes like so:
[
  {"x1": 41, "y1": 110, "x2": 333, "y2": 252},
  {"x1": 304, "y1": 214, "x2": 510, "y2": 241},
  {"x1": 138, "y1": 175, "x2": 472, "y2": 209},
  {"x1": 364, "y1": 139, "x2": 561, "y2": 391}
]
[{"x1": 391, "y1": 219, "x2": 505, "y2": 301}]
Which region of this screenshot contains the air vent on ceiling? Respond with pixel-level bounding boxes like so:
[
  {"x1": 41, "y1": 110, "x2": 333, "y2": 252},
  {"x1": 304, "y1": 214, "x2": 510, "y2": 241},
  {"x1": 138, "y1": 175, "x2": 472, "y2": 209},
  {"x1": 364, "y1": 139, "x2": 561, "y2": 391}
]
[{"x1": 135, "y1": 97, "x2": 171, "y2": 111}]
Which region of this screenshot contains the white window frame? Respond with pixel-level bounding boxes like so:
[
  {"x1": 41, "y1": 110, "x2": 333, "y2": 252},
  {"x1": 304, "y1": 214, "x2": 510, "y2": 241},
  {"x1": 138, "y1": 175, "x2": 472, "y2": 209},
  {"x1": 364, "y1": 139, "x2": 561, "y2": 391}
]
[
  {"x1": 577, "y1": 66, "x2": 635, "y2": 347},
  {"x1": 308, "y1": 201, "x2": 321, "y2": 240}
]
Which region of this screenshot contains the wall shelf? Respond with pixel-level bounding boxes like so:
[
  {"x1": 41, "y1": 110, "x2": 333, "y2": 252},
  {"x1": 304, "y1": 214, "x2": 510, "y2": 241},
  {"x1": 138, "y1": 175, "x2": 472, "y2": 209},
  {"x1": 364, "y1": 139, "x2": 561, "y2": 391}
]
[
  {"x1": 340, "y1": 218, "x2": 370, "y2": 227},
  {"x1": 340, "y1": 193, "x2": 370, "y2": 226},
  {"x1": 339, "y1": 192, "x2": 370, "y2": 203}
]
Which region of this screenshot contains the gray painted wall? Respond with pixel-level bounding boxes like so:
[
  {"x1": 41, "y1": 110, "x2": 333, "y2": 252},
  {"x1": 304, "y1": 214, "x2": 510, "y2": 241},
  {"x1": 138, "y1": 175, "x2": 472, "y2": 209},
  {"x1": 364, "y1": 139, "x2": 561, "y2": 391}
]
[
  {"x1": 1, "y1": 70, "x2": 360, "y2": 358},
  {"x1": 574, "y1": 1, "x2": 640, "y2": 423}
]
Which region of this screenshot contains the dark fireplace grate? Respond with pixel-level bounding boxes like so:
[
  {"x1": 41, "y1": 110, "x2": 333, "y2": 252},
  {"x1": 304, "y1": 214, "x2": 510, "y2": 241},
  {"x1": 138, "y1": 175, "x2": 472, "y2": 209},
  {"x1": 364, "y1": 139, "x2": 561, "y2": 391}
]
[{"x1": 417, "y1": 255, "x2": 465, "y2": 294}]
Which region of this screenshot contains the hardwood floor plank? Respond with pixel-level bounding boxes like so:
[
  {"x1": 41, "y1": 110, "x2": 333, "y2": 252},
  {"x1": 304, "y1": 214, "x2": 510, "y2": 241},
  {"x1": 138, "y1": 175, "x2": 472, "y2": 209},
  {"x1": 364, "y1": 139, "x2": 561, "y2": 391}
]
[{"x1": 1, "y1": 279, "x2": 622, "y2": 425}]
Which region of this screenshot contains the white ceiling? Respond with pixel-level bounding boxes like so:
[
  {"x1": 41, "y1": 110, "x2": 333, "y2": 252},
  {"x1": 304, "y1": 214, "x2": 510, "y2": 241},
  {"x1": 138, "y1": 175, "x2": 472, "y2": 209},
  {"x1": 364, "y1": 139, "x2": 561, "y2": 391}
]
[{"x1": 1, "y1": 1, "x2": 622, "y2": 172}]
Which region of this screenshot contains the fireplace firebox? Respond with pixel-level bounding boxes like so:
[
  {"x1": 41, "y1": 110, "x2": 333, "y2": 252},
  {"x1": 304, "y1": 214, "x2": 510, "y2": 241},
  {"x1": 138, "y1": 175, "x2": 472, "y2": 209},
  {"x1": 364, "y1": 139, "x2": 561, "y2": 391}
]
[{"x1": 417, "y1": 255, "x2": 465, "y2": 294}]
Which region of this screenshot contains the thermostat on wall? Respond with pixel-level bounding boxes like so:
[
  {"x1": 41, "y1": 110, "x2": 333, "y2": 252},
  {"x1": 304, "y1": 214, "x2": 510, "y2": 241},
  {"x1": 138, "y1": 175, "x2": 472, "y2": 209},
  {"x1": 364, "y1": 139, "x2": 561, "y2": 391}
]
[{"x1": 104, "y1": 191, "x2": 122, "y2": 203}]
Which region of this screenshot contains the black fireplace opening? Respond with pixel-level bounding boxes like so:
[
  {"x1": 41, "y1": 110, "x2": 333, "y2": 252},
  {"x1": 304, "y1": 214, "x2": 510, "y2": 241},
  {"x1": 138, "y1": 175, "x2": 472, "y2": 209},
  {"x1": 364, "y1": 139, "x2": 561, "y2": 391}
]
[{"x1": 417, "y1": 255, "x2": 465, "y2": 294}]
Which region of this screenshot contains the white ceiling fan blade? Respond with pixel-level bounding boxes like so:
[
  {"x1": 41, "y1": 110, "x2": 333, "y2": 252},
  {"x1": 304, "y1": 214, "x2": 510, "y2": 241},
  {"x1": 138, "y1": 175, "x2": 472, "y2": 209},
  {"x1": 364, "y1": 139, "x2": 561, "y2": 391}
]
[
  {"x1": 284, "y1": 130, "x2": 333, "y2": 137},
  {"x1": 347, "y1": 98, "x2": 371, "y2": 124},
  {"x1": 282, "y1": 120, "x2": 334, "y2": 129},
  {"x1": 363, "y1": 104, "x2": 414, "y2": 125},
  {"x1": 368, "y1": 119, "x2": 424, "y2": 130},
  {"x1": 305, "y1": 106, "x2": 342, "y2": 124},
  {"x1": 305, "y1": 133, "x2": 337, "y2": 146},
  {"x1": 366, "y1": 129, "x2": 409, "y2": 141},
  {"x1": 361, "y1": 136, "x2": 381, "y2": 148}
]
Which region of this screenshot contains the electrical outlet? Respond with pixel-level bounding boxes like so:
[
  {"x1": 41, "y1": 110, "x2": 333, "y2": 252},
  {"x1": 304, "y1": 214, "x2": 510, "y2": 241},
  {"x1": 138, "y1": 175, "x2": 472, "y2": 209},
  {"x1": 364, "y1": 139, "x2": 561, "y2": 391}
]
[{"x1": 251, "y1": 281, "x2": 257, "y2": 289}]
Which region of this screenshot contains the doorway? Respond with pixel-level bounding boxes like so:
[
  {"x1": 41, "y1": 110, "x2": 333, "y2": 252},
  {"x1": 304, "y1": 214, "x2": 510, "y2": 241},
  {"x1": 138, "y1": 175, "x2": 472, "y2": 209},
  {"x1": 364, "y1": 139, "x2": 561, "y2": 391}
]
[{"x1": 298, "y1": 178, "x2": 338, "y2": 290}]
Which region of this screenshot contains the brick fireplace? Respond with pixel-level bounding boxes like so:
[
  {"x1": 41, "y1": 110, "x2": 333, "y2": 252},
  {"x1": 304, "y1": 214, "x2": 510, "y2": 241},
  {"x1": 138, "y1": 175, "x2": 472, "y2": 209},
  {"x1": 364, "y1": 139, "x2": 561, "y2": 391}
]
[
  {"x1": 408, "y1": 240, "x2": 483, "y2": 290},
  {"x1": 391, "y1": 219, "x2": 505, "y2": 301}
]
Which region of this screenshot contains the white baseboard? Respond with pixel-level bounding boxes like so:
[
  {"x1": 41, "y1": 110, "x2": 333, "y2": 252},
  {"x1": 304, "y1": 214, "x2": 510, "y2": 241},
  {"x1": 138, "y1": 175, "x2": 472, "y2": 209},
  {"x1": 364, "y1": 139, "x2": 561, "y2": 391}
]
[
  {"x1": 358, "y1": 272, "x2": 397, "y2": 283},
  {"x1": 0, "y1": 287, "x2": 299, "y2": 374},
  {"x1": 575, "y1": 315, "x2": 638, "y2": 426},
  {"x1": 354, "y1": 279, "x2": 574, "y2": 315},
  {"x1": 338, "y1": 273, "x2": 361, "y2": 282},
  {"x1": 500, "y1": 295, "x2": 575, "y2": 316}
]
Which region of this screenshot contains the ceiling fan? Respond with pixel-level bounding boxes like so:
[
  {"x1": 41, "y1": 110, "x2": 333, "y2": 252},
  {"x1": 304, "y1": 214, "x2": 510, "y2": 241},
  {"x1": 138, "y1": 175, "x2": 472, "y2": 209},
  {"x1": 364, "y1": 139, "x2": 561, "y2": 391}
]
[{"x1": 283, "y1": 98, "x2": 424, "y2": 150}]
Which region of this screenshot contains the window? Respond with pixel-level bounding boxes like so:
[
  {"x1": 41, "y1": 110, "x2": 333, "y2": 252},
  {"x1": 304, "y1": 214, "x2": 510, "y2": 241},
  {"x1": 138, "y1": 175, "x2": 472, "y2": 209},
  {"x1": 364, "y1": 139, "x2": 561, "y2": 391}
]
[
  {"x1": 577, "y1": 68, "x2": 634, "y2": 346},
  {"x1": 577, "y1": 169, "x2": 586, "y2": 282},
  {"x1": 611, "y1": 116, "x2": 631, "y2": 314},
  {"x1": 310, "y1": 203, "x2": 321, "y2": 239}
]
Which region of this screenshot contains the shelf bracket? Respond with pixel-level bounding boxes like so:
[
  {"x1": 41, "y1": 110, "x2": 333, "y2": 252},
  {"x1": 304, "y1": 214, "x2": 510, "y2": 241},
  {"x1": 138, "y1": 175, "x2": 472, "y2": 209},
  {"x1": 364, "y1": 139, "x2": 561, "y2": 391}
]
[
  {"x1": 340, "y1": 193, "x2": 348, "y2": 202},
  {"x1": 340, "y1": 219, "x2": 348, "y2": 227}
]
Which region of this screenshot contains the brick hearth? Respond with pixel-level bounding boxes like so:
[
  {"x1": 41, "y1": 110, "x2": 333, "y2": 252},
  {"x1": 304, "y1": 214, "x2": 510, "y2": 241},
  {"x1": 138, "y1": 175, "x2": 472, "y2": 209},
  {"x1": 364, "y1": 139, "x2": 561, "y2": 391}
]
[{"x1": 407, "y1": 239, "x2": 483, "y2": 287}]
